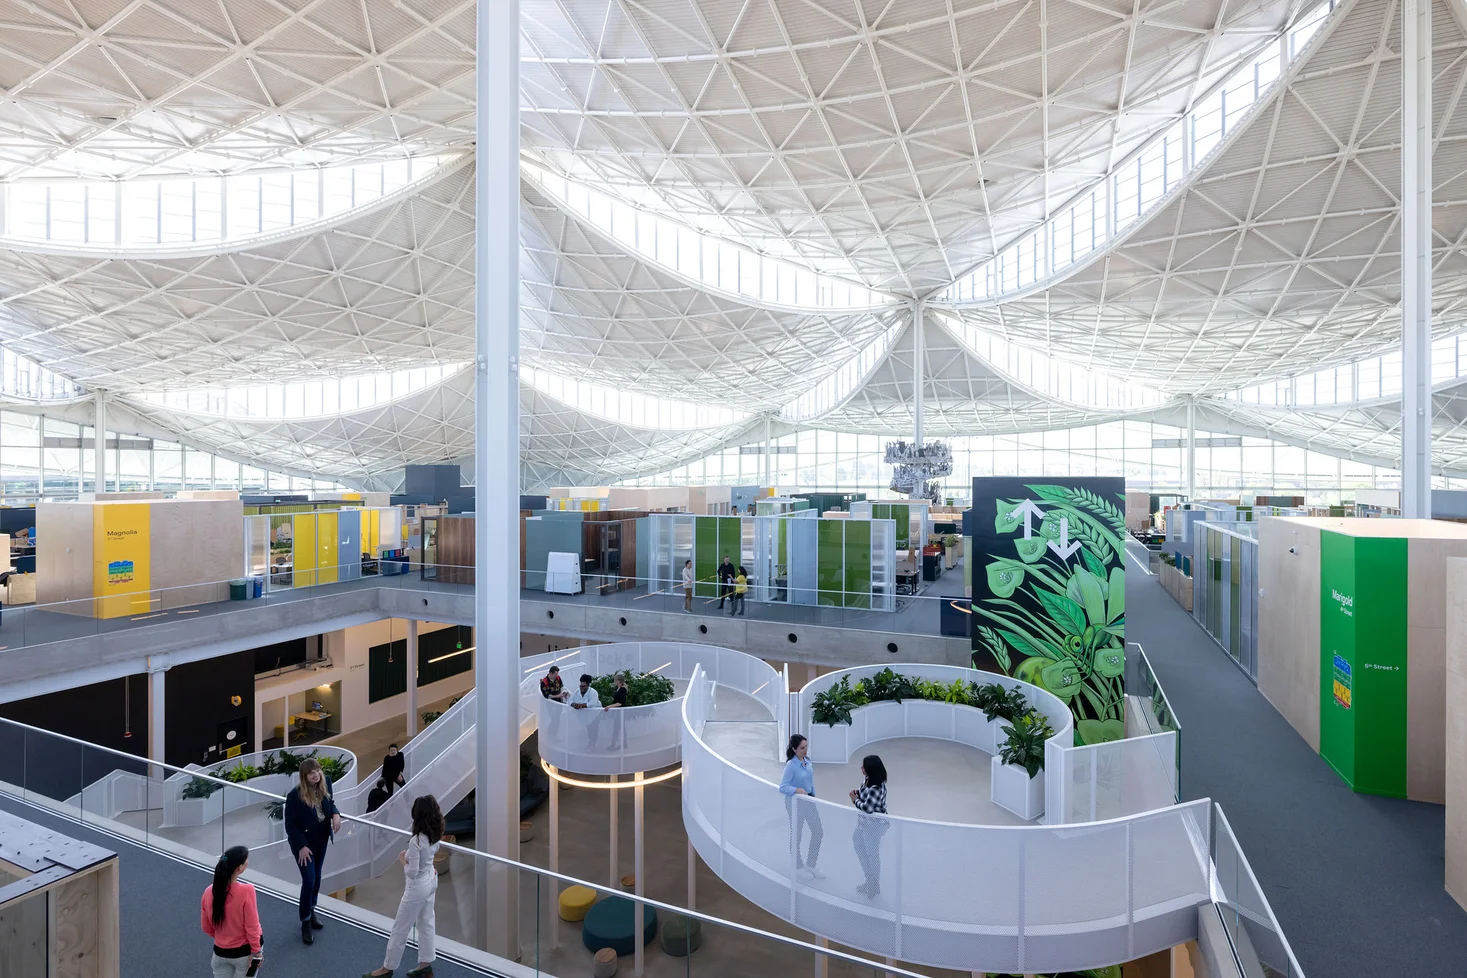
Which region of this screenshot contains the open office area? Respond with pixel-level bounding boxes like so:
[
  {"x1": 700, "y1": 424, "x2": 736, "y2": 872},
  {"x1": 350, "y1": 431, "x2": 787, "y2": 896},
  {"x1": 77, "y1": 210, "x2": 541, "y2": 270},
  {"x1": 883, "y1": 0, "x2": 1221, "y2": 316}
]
[{"x1": 3, "y1": 0, "x2": 1467, "y2": 976}]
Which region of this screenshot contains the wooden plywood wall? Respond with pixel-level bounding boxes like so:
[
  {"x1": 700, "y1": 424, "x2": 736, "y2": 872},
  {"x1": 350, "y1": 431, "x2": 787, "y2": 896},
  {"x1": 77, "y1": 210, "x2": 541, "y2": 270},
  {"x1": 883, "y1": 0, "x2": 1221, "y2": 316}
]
[
  {"x1": 1257, "y1": 517, "x2": 1322, "y2": 751},
  {"x1": 434, "y1": 517, "x2": 475, "y2": 585},
  {"x1": 1405, "y1": 537, "x2": 1467, "y2": 803},
  {"x1": 152, "y1": 499, "x2": 243, "y2": 609},
  {"x1": 35, "y1": 502, "x2": 95, "y2": 609}
]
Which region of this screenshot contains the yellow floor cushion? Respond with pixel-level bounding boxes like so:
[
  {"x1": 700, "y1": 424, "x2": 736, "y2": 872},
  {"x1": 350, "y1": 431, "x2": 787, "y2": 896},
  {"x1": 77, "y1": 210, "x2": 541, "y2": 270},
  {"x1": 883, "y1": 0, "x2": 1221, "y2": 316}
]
[{"x1": 558, "y1": 884, "x2": 597, "y2": 921}]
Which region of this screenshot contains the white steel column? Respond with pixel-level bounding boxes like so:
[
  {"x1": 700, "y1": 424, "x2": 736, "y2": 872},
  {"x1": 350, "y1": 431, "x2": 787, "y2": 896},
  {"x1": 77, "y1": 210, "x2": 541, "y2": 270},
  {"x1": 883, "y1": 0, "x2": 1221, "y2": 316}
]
[
  {"x1": 473, "y1": 0, "x2": 521, "y2": 957},
  {"x1": 147, "y1": 659, "x2": 167, "y2": 778},
  {"x1": 1402, "y1": 0, "x2": 1433, "y2": 518},
  {"x1": 911, "y1": 300, "x2": 925, "y2": 447},
  {"x1": 634, "y1": 773, "x2": 645, "y2": 977},
  {"x1": 609, "y1": 775, "x2": 619, "y2": 886},
  {"x1": 687, "y1": 838, "x2": 697, "y2": 908},
  {"x1": 93, "y1": 391, "x2": 107, "y2": 494},
  {"x1": 548, "y1": 766, "x2": 560, "y2": 947},
  {"x1": 763, "y1": 413, "x2": 773, "y2": 488},
  {"x1": 405, "y1": 619, "x2": 419, "y2": 739},
  {"x1": 1185, "y1": 397, "x2": 1197, "y2": 501}
]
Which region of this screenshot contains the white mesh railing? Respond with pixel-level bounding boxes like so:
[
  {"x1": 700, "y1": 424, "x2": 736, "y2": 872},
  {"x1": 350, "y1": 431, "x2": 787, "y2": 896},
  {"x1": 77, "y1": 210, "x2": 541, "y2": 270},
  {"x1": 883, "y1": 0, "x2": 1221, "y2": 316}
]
[
  {"x1": 346, "y1": 690, "x2": 474, "y2": 814},
  {"x1": 683, "y1": 682, "x2": 1213, "y2": 975},
  {"x1": 799, "y1": 664, "x2": 1074, "y2": 764},
  {"x1": 529, "y1": 642, "x2": 779, "y2": 776},
  {"x1": 1046, "y1": 731, "x2": 1179, "y2": 825}
]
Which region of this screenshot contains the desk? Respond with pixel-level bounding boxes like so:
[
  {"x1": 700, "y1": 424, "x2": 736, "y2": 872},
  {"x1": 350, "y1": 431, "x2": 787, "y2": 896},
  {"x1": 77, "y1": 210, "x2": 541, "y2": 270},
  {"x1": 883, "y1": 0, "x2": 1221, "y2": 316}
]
[{"x1": 293, "y1": 711, "x2": 332, "y2": 739}]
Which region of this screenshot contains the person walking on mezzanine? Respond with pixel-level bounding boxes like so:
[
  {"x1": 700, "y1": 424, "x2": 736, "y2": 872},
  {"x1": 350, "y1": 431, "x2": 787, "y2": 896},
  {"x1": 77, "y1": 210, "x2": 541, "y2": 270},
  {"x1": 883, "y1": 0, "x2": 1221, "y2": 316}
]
[
  {"x1": 780, "y1": 734, "x2": 824, "y2": 880},
  {"x1": 364, "y1": 794, "x2": 444, "y2": 978},
  {"x1": 200, "y1": 845, "x2": 263, "y2": 978}
]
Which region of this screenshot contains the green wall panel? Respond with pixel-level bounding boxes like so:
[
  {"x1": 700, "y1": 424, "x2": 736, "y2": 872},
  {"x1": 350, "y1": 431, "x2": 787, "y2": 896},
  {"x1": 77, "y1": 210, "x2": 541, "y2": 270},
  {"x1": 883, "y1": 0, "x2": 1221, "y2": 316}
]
[
  {"x1": 1319, "y1": 532, "x2": 1409, "y2": 796},
  {"x1": 694, "y1": 517, "x2": 719, "y2": 597},
  {"x1": 817, "y1": 519, "x2": 844, "y2": 606},
  {"x1": 845, "y1": 520, "x2": 871, "y2": 610}
]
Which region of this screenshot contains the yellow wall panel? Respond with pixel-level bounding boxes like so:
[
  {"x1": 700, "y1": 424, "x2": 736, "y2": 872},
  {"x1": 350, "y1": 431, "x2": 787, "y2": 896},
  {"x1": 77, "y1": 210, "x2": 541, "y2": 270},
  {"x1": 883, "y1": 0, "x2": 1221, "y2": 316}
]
[
  {"x1": 293, "y1": 514, "x2": 317, "y2": 587},
  {"x1": 93, "y1": 504, "x2": 151, "y2": 618},
  {"x1": 317, "y1": 512, "x2": 338, "y2": 584}
]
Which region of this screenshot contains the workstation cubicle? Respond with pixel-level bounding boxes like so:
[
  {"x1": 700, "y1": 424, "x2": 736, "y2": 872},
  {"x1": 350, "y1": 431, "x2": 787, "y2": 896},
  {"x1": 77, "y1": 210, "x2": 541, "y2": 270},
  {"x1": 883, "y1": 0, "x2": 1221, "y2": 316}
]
[{"x1": 243, "y1": 505, "x2": 406, "y2": 590}]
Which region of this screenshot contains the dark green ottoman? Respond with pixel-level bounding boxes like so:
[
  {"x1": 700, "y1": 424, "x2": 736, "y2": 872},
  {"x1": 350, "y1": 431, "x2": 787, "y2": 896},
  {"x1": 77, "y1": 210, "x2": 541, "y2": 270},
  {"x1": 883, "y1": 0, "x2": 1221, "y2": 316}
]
[
  {"x1": 659, "y1": 915, "x2": 703, "y2": 956},
  {"x1": 581, "y1": 897, "x2": 658, "y2": 956}
]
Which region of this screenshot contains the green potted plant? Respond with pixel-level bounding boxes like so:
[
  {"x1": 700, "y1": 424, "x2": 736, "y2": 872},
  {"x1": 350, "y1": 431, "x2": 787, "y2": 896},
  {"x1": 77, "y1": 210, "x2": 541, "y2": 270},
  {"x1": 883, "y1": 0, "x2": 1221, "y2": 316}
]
[
  {"x1": 991, "y1": 710, "x2": 1053, "y2": 820},
  {"x1": 810, "y1": 676, "x2": 866, "y2": 727}
]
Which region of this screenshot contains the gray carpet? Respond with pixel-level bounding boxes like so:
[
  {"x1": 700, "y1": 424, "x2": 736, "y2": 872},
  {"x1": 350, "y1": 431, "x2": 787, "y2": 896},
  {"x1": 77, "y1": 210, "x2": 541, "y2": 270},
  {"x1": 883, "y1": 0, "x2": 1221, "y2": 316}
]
[
  {"x1": 1125, "y1": 545, "x2": 1467, "y2": 976},
  {"x1": 0, "y1": 795, "x2": 491, "y2": 978}
]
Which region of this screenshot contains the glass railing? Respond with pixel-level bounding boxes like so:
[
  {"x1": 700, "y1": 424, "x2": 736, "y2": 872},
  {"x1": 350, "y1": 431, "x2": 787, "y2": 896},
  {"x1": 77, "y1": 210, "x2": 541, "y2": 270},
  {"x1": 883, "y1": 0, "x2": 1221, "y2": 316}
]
[
  {"x1": 0, "y1": 715, "x2": 944, "y2": 978},
  {"x1": 1211, "y1": 804, "x2": 1307, "y2": 977},
  {"x1": 1126, "y1": 641, "x2": 1181, "y2": 800},
  {"x1": 0, "y1": 562, "x2": 973, "y2": 653}
]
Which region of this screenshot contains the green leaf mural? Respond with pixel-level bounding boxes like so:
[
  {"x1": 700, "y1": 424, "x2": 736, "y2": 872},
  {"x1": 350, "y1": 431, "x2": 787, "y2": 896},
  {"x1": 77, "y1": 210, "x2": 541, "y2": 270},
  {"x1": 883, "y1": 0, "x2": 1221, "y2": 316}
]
[{"x1": 970, "y1": 479, "x2": 1127, "y2": 745}]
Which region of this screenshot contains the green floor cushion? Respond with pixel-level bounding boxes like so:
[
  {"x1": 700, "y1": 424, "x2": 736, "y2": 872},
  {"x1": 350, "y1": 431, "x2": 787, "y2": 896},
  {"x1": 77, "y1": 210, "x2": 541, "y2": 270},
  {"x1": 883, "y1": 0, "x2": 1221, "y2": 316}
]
[
  {"x1": 581, "y1": 897, "x2": 658, "y2": 957},
  {"x1": 659, "y1": 915, "x2": 703, "y2": 957}
]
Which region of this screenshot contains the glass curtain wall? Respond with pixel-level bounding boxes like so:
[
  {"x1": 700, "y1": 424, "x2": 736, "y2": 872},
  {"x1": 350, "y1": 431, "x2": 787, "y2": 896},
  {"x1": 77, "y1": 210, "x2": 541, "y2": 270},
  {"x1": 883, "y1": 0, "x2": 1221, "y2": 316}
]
[
  {"x1": 624, "y1": 421, "x2": 1446, "y2": 505},
  {"x1": 0, "y1": 409, "x2": 347, "y2": 501}
]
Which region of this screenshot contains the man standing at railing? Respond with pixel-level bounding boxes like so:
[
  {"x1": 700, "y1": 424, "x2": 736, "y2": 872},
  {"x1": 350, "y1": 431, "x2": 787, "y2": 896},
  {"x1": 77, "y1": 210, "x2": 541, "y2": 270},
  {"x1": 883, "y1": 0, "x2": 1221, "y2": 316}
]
[{"x1": 569, "y1": 673, "x2": 602, "y2": 750}]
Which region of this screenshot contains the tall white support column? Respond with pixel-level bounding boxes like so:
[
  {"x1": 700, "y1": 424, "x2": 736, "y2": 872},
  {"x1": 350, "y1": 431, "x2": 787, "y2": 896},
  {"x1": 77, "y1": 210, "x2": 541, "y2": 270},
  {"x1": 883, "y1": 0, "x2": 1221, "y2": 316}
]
[
  {"x1": 548, "y1": 765, "x2": 560, "y2": 948},
  {"x1": 405, "y1": 619, "x2": 419, "y2": 739},
  {"x1": 474, "y1": 0, "x2": 521, "y2": 957},
  {"x1": 147, "y1": 658, "x2": 167, "y2": 778},
  {"x1": 1185, "y1": 397, "x2": 1197, "y2": 501},
  {"x1": 609, "y1": 775, "x2": 619, "y2": 886},
  {"x1": 93, "y1": 391, "x2": 107, "y2": 494},
  {"x1": 814, "y1": 935, "x2": 829, "y2": 978},
  {"x1": 634, "y1": 773, "x2": 645, "y2": 977},
  {"x1": 911, "y1": 300, "x2": 925, "y2": 448},
  {"x1": 763, "y1": 413, "x2": 773, "y2": 488},
  {"x1": 1402, "y1": 0, "x2": 1433, "y2": 518},
  {"x1": 686, "y1": 838, "x2": 697, "y2": 908}
]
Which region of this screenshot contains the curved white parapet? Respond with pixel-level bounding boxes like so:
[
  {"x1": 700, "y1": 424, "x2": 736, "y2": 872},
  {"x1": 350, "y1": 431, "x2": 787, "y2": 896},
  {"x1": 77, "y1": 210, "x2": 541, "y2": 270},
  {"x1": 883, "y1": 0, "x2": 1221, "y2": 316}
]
[
  {"x1": 683, "y1": 667, "x2": 1213, "y2": 975},
  {"x1": 161, "y1": 747, "x2": 357, "y2": 828},
  {"x1": 528, "y1": 642, "x2": 782, "y2": 777},
  {"x1": 798, "y1": 664, "x2": 1073, "y2": 765}
]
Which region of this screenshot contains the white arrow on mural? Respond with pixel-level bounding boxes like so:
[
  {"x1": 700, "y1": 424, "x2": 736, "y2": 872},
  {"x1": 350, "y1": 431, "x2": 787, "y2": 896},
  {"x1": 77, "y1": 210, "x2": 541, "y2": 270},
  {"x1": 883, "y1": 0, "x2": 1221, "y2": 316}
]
[
  {"x1": 1008, "y1": 499, "x2": 1045, "y2": 539},
  {"x1": 1048, "y1": 516, "x2": 1082, "y2": 559}
]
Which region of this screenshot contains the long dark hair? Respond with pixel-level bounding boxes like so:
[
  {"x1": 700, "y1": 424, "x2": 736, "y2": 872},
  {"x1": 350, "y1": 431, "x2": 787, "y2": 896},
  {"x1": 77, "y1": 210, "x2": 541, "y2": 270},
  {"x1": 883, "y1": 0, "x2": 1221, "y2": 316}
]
[
  {"x1": 785, "y1": 734, "x2": 807, "y2": 761},
  {"x1": 411, "y1": 794, "x2": 445, "y2": 845},
  {"x1": 861, "y1": 754, "x2": 887, "y2": 787},
  {"x1": 211, "y1": 846, "x2": 250, "y2": 926}
]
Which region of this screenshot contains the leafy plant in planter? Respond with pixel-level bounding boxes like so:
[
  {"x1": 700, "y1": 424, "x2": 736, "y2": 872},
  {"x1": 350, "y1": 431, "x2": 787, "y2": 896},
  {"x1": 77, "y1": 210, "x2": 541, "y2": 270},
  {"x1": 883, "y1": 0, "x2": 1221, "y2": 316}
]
[
  {"x1": 997, "y1": 710, "x2": 1054, "y2": 779},
  {"x1": 318, "y1": 755, "x2": 351, "y2": 782},
  {"x1": 810, "y1": 676, "x2": 867, "y2": 727},
  {"x1": 422, "y1": 695, "x2": 465, "y2": 726},
  {"x1": 222, "y1": 762, "x2": 261, "y2": 784},
  {"x1": 590, "y1": 671, "x2": 675, "y2": 707},
  {"x1": 182, "y1": 776, "x2": 223, "y2": 799},
  {"x1": 262, "y1": 800, "x2": 284, "y2": 821},
  {"x1": 857, "y1": 667, "x2": 919, "y2": 704},
  {"x1": 979, "y1": 685, "x2": 1030, "y2": 725}
]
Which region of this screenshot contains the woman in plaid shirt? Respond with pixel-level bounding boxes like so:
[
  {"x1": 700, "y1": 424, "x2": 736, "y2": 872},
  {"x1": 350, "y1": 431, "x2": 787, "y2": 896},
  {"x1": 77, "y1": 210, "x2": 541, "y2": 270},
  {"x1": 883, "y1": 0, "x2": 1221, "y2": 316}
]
[{"x1": 848, "y1": 754, "x2": 888, "y2": 898}]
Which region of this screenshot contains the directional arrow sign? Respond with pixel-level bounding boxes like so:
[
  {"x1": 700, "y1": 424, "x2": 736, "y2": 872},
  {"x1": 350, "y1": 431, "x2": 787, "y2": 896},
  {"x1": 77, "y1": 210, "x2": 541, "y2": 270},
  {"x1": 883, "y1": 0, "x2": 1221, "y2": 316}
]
[
  {"x1": 1008, "y1": 499, "x2": 1045, "y2": 538},
  {"x1": 1048, "y1": 516, "x2": 1082, "y2": 559}
]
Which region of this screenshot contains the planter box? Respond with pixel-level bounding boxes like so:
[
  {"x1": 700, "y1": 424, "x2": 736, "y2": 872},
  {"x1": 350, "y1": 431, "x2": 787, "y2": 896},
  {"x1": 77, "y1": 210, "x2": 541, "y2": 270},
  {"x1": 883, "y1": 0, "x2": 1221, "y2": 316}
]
[{"x1": 991, "y1": 755, "x2": 1044, "y2": 820}]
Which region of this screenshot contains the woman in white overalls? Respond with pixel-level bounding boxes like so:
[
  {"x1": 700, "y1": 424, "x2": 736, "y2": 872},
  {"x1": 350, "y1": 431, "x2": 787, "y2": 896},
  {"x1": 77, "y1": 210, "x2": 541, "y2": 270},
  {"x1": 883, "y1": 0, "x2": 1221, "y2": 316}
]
[{"x1": 363, "y1": 795, "x2": 443, "y2": 978}]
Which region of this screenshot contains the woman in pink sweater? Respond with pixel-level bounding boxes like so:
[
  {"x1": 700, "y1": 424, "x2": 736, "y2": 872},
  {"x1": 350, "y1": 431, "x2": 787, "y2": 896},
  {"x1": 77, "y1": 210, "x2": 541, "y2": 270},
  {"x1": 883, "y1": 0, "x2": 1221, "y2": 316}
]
[{"x1": 201, "y1": 846, "x2": 263, "y2": 977}]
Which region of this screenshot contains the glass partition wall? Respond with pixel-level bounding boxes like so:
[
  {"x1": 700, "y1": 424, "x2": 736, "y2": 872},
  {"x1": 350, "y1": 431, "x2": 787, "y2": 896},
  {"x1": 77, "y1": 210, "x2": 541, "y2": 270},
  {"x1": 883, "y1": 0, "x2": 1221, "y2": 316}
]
[
  {"x1": 244, "y1": 507, "x2": 404, "y2": 591},
  {"x1": 645, "y1": 512, "x2": 896, "y2": 610},
  {"x1": 1192, "y1": 521, "x2": 1259, "y2": 682}
]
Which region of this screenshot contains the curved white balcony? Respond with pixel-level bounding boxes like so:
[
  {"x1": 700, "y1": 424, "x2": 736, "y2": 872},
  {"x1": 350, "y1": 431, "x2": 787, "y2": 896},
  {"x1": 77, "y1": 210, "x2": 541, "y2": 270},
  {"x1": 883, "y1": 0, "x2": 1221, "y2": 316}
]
[
  {"x1": 682, "y1": 663, "x2": 1213, "y2": 975},
  {"x1": 526, "y1": 642, "x2": 784, "y2": 777}
]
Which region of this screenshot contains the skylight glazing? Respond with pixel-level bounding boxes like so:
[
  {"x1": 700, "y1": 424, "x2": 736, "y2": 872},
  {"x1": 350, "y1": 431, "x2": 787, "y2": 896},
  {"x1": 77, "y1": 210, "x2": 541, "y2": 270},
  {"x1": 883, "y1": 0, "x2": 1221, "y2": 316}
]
[
  {"x1": 781, "y1": 318, "x2": 905, "y2": 422},
  {"x1": 522, "y1": 161, "x2": 892, "y2": 312},
  {"x1": 523, "y1": 366, "x2": 746, "y2": 430},
  {"x1": 940, "y1": 315, "x2": 1165, "y2": 410},
  {"x1": 942, "y1": 0, "x2": 1335, "y2": 304},
  {"x1": 4, "y1": 156, "x2": 452, "y2": 249},
  {"x1": 1222, "y1": 332, "x2": 1467, "y2": 407},
  {"x1": 135, "y1": 365, "x2": 466, "y2": 420},
  {"x1": 0, "y1": 347, "x2": 83, "y2": 401}
]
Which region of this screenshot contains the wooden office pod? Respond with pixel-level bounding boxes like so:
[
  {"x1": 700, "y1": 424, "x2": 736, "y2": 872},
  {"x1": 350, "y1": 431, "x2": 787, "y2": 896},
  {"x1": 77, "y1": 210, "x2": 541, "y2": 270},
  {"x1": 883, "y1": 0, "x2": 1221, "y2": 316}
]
[
  {"x1": 1257, "y1": 517, "x2": 1322, "y2": 752},
  {"x1": 0, "y1": 812, "x2": 119, "y2": 978}
]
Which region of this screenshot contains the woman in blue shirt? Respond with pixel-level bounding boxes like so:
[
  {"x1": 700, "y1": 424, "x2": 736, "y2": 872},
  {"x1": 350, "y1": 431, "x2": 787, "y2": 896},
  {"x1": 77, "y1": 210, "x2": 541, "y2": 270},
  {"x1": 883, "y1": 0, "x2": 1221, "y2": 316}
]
[{"x1": 778, "y1": 734, "x2": 824, "y2": 879}]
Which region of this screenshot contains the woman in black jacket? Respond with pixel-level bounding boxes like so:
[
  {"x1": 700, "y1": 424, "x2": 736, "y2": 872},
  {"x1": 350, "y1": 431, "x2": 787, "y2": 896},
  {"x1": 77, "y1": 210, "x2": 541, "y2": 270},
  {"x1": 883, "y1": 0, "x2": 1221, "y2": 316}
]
[{"x1": 285, "y1": 757, "x2": 340, "y2": 945}]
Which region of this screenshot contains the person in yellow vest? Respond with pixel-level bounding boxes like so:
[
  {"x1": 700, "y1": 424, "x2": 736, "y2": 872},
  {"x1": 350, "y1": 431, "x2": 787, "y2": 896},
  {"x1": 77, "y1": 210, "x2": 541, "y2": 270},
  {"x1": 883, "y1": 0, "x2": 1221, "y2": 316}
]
[{"x1": 729, "y1": 566, "x2": 748, "y2": 617}]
